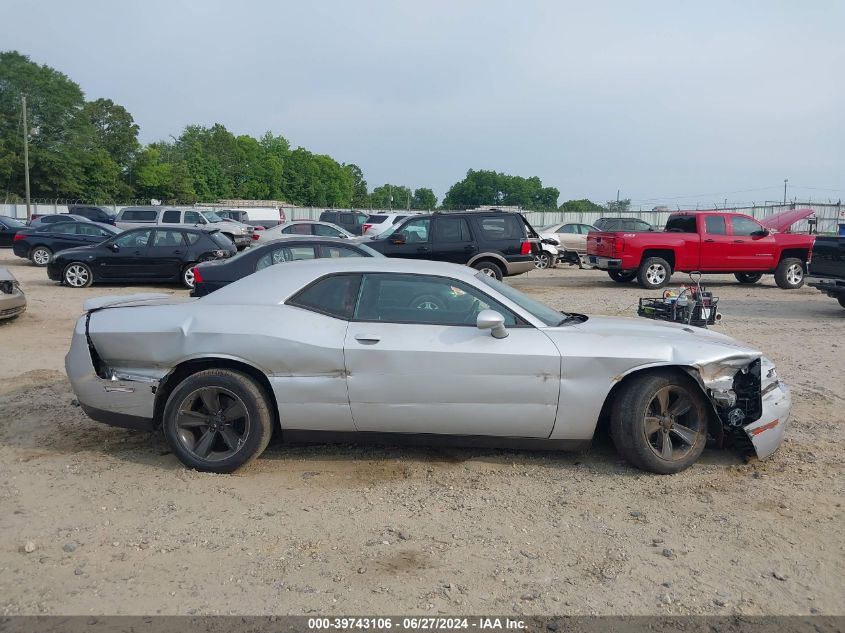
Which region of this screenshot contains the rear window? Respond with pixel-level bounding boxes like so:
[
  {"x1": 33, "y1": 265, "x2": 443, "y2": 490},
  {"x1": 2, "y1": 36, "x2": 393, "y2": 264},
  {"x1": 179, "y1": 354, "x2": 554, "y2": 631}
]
[
  {"x1": 477, "y1": 216, "x2": 524, "y2": 240},
  {"x1": 288, "y1": 274, "x2": 362, "y2": 320},
  {"x1": 1, "y1": 216, "x2": 25, "y2": 227},
  {"x1": 209, "y1": 232, "x2": 233, "y2": 247},
  {"x1": 665, "y1": 216, "x2": 697, "y2": 233}
]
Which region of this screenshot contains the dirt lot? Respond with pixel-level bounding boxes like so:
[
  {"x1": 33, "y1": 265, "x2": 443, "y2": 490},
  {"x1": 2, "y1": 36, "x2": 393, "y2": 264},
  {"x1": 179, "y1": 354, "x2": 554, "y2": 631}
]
[{"x1": 0, "y1": 250, "x2": 842, "y2": 616}]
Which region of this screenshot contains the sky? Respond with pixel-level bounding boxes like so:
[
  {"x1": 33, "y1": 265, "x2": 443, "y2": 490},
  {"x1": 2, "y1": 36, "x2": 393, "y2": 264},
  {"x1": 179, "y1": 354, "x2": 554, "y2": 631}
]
[{"x1": 3, "y1": 0, "x2": 844, "y2": 208}]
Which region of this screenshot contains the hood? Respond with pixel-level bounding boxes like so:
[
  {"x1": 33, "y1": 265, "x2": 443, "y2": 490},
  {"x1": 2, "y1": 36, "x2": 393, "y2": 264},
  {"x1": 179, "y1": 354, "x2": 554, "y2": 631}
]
[
  {"x1": 544, "y1": 316, "x2": 761, "y2": 368},
  {"x1": 53, "y1": 244, "x2": 99, "y2": 259},
  {"x1": 759, "y1": 208, "x2": 814, "y2": 232}
]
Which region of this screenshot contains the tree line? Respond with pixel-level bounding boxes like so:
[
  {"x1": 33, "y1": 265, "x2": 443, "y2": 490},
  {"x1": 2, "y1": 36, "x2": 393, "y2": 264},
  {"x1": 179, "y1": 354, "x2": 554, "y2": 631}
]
[{"x1": 1, "y1": 51, "x2": 617, "y2": 213}]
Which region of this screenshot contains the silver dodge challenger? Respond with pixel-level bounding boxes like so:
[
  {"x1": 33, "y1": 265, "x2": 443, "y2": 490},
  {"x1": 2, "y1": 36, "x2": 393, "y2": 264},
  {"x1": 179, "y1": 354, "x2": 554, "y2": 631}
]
[{"x1": 66, "y1": 258, "x2": 791, "y2": 474}]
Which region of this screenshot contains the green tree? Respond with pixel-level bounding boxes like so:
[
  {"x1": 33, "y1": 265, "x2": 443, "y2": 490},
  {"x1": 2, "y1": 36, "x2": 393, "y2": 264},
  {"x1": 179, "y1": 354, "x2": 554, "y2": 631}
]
[
  {"x1": 442, "y1": 169, "x2": 559, "y2": 210},
  {"x1": 605, "y1": 198, "x2": 632, "y2": 213},
  {"x1": 369, "y1": 183, "x2": 412, "y2": 209},
  {"x1": 411, "y1": 187, "x2": 437, "y2": 210},
  {"x1": 82, "y1": 98, "x2": 139, "y2": 167},
  {"x1": 559, "y1": 198, "x2": 604, "y2": 214},
  {"x1": 344, "y1": 163, "x2": 368, "y2": 207}
]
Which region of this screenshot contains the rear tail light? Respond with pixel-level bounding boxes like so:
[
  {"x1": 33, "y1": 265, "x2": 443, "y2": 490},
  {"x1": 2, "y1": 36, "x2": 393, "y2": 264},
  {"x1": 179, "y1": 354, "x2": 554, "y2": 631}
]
[
  {"x1": 252, "y1": 233, "x2": 260, "y2": 240},
  {"x1": 192, "y1": 266, "x2": 203, "y2": 283},
  {"x1": 363, "y1": 224, "x2": 372, "y2": 233},
  {"x1": 13, "y1": 233, "x2": 25, "y2": 241},
  {"x1": 520, "y1": 240, "x2": 532, "y2": 256}
]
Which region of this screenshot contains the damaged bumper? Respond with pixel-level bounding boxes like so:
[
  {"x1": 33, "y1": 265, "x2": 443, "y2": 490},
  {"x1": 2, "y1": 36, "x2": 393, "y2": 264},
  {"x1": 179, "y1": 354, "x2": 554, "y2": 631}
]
[
  {"x1": 744, "y1": 379, "x2": 791, "y2": 459},
  {"x1": 65, "y1": 315, "x2": 160, "y2": 431}
]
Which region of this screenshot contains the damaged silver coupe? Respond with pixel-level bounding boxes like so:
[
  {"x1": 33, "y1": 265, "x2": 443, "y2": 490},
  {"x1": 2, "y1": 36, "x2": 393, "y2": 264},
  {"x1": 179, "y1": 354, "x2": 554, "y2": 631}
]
[{"x1": 66, "y1": 258, "x2": 790, "y2": 474}]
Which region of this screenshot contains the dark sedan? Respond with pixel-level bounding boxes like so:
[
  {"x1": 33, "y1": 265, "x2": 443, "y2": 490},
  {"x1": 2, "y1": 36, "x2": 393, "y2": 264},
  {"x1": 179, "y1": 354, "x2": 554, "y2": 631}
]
[
  {"x1": 191, "y1": 236, "x2": 380, "y2": 296},
  {"x1": 13, "y1": 221, "x2": 120, "y2": 266},
  {"x1": 28, "y1": 213, "x2": 91, "y2": 228},
  {"x1": 47, "y1": 227, "x2": 236, "y2": 289},
  {"x1": 0, "y1": 216, "x2": 27, "y2": 247}
]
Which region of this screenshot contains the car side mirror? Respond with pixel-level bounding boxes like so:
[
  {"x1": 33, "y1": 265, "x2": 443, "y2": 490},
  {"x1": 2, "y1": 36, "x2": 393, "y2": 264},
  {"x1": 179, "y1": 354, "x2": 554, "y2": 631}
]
[
  {"x1": 476, "y1": 309, "x2": 508, "y2": 339},
  {"x1": 390, "y1": 233, "x2": 406, "y2": 245},
  {"x1": 108, "y1": 243, "x2": 120, "y2": 252},
  {"x1": 750, "y1": 229, "x2": 769, "y2": 238}
]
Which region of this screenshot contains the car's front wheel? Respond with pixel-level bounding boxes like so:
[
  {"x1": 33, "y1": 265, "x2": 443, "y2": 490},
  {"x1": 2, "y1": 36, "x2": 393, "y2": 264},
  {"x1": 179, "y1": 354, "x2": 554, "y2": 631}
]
[
  {"x1": 30, "y1": 246, "x2": 52, "y2": 267},
  {"x1": 534, "y1": 252, "x2": 552, "y2": 269},
  {"x1": 63, "y1": 262, "x2": 93, "y2": 288},
  {"x1": 735, "y1": 272, "x2": 763, "y2": 284},
  {"x1": 162, "y1": 369, "x2": 273, "y2": 473},
  {"x1": 608, "y1": 270, "x2": 636, "y2": 283},
  {"x1": 610, "y1": 371, "x2": 708, "y2": 474},
  {"x1": 774, "y1": 258, "x2": 805, "y2": 289}
]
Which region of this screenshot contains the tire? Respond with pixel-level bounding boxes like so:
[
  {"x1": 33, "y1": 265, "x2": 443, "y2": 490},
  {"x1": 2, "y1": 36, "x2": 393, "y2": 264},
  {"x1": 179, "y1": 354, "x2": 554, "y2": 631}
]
[
  {"x1": 30, "y1": 246, "x2": 52, "y2": 267},
  {"x1": 162, "y1": 369, "x2": 273, "y2": 473},
  {"x1": 610, "y1": 371, "x2": 709, "y2": 474},
  {"x1": 839, "y1": 296, "x2": 845, "y2": 309},
  {"x1": 637, "y1": 257, "x2": 672, "y2": 290},
  {"x1": 63, "y1": 262, "x2": 93, "y2": 288},
  {"x1": 774, "y1": 257, "x2": 805, "y2": 289},
  {"x1": 734, "y1": 272, "x2": 763, "y2": 284},
  {"x1": 534, "y1": 252, "x2": 552, "y2": 269},
  {"x1": 409, "y1": 294, "x2": 445, "y2": 311},
  {"x1": 182, "y1": 264, "x2": 197, "y2": 289},
  {"x1": 472, "y1": 260, "x2": 503, "y2": 281},
  {"x1": 608, "y1": 270, "x2": 636, "y2": 283}
]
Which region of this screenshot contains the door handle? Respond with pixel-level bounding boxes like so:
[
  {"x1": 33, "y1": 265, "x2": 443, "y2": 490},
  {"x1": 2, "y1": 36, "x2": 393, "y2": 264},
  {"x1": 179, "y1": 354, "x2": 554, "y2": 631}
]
[
  {"x1": 463, "y1": 244, "x2": 476, "y2": 252},
  {"x1": 704, "y1": 239, "x2": 715, "y2": 243},
  {"x1": 173, "y1": 250, "x2": 182, "y2": 254},
  {"x1": 354, "y1": 334, "x2": 381, "y2": 344},
  {"x1": 416, "y1": 246, "x2": 430, "y2": 253},
  {"x1": 733, "y1": 240, "x2": 745, "y2": 243}
]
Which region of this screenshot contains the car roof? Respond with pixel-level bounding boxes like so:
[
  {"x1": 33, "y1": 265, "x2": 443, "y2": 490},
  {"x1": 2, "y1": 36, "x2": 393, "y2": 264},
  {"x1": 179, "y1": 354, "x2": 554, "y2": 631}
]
[
  {"x1": 201, "y1": 257, "x2": 478, "y2": 306},
  {"x1": 253, "y1": 235, "x2": 361, "y2": 246}
]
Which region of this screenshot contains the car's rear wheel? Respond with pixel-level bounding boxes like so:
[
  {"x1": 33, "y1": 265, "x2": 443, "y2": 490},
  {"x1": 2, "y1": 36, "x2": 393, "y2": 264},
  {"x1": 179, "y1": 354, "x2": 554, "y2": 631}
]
[
  {"x1": 610, "y1": 371, "x2": 708, "y2": 474},
  {"x1": 774, "y1": 258, "x2": 805, "y2": 289},
  {"x1": 534, "y1": 252, "x2": 552, "y2": 269},
  {"x1": 608, "y1": 270, "x2": 636, "y2": 283},
  {"x1": 182, "y1": 264, "x2": 197, "y2": 289},
  {"x1": 30, "y1": 246, "x2": 52, "y2": 267},
  {"x1": 735, "y1": 272, "x2": 763, "y2": 284},
  {"x1": 472, "y1": 260, "x2": 503, "y2": 280},
  {"x1": 637, "y1": 257, "x2": 672, "y2": 290},
  {"x1": 162, "y1": 369, "x2": 273, "y2": 473},
  {"x1": 63, "y1": 263, "x2": 93, "y2": 288}
]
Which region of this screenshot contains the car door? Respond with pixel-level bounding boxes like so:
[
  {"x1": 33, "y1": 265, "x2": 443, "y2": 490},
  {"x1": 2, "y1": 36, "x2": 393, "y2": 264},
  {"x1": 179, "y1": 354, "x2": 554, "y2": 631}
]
[
  {"x1": 698, "y1": 215, "x2": 732, "y2": 270},
  {"x1": 98, "y1": 229, "x2": 153, "y2": 279},
  {"x1": 147, "y1": 229, "x2": 189, "y2": 279},
  {"x1": 430, "y1": 216, "x2": 476, "y2": 264},
  {"x1": 74, "y1": 222, "x2": 115, "y2": 247},
  {"x1": 46, "y1": 222, "x2": 82, "y2": 252},
  {"x1": 555, "y1": 224, "x2": 582, "y2": 252},
  {"x1": 729, "y1": 215, "x2": 778, "y2": 269},
  {"x1": 343, "y1": 273, "x2": 561, "y2": 437},
  {"x1": 378, "y1": 217, "x2": 433, "y2": 259}
]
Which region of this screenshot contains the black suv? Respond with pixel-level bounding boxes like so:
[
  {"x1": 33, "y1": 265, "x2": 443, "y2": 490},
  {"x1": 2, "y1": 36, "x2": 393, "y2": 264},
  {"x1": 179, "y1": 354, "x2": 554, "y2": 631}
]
[
  {"x1": 319, "y1": 210, "x2": 368, "y2": 235},
  {"x1": 67, "y1": 205, "x2": 117, "y2": 225},
  {"x1": 365, "y1": 210, "x2": 539, "y2": 279}
]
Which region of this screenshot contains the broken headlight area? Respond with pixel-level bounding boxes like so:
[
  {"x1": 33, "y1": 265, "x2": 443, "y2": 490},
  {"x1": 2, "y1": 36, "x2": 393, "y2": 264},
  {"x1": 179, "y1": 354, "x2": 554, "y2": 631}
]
[
  {"x1": 0, "y1": 280, "x2": 20, "y2": 294},
  {"x1": 702, "y1": 357, "x2": 764, "y2": 453}
]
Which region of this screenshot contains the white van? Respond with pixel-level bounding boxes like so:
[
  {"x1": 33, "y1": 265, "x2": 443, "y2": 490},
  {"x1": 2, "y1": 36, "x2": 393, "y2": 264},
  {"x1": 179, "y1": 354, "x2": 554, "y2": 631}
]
[{"x1": 214, "y1": 208, "x2": 286, "y2": 228}]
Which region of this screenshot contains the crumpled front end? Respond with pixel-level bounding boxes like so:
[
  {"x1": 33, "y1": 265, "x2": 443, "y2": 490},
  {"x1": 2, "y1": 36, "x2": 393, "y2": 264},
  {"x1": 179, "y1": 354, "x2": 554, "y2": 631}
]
[
  {"x1": 699, "y1": 355, "x2": 791, "y2": 459},
  {"x1": 65, "y1": 314, "x2": 164, "y2": 431}
]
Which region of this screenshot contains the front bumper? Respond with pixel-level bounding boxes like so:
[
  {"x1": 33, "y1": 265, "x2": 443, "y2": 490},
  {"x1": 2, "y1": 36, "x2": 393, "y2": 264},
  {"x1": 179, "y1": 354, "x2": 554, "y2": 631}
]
[
  {"x1": 807, "y1": 275, "x2": 845, "y2": 298},
  {"x1": 744, "y1": 380, "x2": 791, "y2": 460},
  {"x1": 588, "y1": 256, "x2": 623, "y2": 270},
  {"x1": 65, "y1": 316, "x2": 158, "y2": 431},
  {"x1": 0, "y1": 290, "x2": 26, "y2": 319}
]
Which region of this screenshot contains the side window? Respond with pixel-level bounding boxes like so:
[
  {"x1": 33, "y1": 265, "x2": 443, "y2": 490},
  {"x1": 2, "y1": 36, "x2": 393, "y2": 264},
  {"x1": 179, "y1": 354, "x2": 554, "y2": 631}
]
[
  {"x1": 560, "y1": 225, "x2": 577, "y2": 234},
  {"x1": 433, "y1": 217, "x2": 472, "y2": 242},
  {"x1": 339, "y1": 213, "x2": 353, "y2": 225},
  {"x1": 478, "y1": 216, "x2": 522, "y2": 240},
  {"x1": 77, "y1": 224, "x2": 111, "y2": 237},
  {"x1": 185, "y1": 233, "x2": 201, "y2": 245},
  {"x1": 635, "y1": 220, "x2": 652, "y2": 231},
  {"x1": 354, "y1": 214, "x2": 367, "y2": 226},
  {"x1": 152, "y1": 230, "x2": 186, "y2": 247},
  {"x1": 53, "y1": 223, "x2": 77, "y2": 234},
  {"x1": 256, "y1": 247, "x2": 290, "y2": 271},
  {"x1": 313, "y1": 223, "x2": 342, "y2": 237},
  {"x1": 184, "y1": 211, "x2": 202, "y2": 224},
  {"x1": 395, "y1": 217, "x2": 431, "y2": 243},
  {"x1": 123, "y1": 210, "x2": 156, "y2": 222},
  {"x1": 665, "y1": 216, "x2": 697, "y2": 233},
  {"x1": 288, "y1": 246, "x2": 316, "y2": 261},
  {"x1": 288, "y1": 274, "x2": 361, "y2": 320},
  {"x1": 114, "y1": 230, "x2": 152, "y2": 248},
  {"x1": 731, "y1": 216, "x2": 763, "y2": 236},
  {"x1": 319, "y1": 245, "x2": 364, "y2": 258},
  {"x1": 704, "y1": 216, "x2": 727, "y2": 235},
  {"x1": 353, "y1": 273, "x2": 518, "y2": 326},
  {"x1": 282, "y1": 224, "x2": 311, "y2": 235},
  {"x1": 321, "y1": 213, "x2": 337, "y2": 224},
  {"x1": 162, "y1": 210, "x2": 181, "y2": 224}
]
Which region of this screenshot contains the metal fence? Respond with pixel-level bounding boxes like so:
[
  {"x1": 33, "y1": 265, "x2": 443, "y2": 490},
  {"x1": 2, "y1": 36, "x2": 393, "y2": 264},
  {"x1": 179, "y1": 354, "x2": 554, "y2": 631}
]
[{"x1": 2, "y1": 201, "x2": 842, "y2": 234}]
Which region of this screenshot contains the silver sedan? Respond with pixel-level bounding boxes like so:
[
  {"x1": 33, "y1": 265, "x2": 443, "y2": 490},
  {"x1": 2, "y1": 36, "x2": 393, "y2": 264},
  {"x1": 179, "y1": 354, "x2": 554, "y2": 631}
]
[{"x1": 66, "y1": 259, "x2": 791, "y2": 474}]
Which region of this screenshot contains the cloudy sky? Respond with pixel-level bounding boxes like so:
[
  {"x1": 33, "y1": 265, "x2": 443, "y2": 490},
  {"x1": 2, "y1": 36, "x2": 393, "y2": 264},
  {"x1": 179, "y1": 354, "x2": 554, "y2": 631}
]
[{"x1": 4, "y1": 0, "x2": 843, "y2": 207}]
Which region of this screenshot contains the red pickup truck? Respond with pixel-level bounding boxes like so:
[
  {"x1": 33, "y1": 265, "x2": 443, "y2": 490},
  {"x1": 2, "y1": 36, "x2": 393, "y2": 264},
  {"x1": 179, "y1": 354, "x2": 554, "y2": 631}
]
[{"x1": 586, "y1": 209, "x2": 815, "y2": 290}]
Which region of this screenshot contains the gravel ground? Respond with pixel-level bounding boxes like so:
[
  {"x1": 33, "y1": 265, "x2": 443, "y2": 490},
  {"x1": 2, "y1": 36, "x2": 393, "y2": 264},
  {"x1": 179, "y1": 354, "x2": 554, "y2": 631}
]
[{"x1": 0, "y1": 250, "x2": 842, "y2": 616}]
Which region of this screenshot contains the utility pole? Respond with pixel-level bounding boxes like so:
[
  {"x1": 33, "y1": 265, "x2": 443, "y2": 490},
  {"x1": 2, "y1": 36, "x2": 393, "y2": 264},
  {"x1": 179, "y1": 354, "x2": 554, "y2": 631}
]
[
  {"x1": 783, "y1": 179, "x2": 788, "y2": 205},
  {"x1": 22, "y1": 94, "x2": 32, "y2": 221}
]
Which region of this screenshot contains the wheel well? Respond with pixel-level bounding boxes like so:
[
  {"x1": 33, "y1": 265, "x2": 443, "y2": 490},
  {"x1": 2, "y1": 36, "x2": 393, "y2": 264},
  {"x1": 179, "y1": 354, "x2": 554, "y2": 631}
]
[
  {"x1": 641, "y1": 249, "x2": 675, "y2": 269},
  {"x1": 594, "y1": 365, "x2": 722, "y2": 443},
  {"x1": 778, "y1": 248, "x2": 809, "y2": 265},
  {"x1": 468, "y1": 254, "x2": 506, "y2": 270},
  {"x1": 153, "y1": 358, "x2": 280, "y2": 432}
]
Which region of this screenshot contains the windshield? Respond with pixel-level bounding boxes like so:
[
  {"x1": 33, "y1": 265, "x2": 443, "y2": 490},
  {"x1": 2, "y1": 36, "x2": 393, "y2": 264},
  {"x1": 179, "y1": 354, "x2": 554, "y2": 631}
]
[
  {"x1": 2, "y1": 216, "x2": 26, "y2": 227},
  {"x1": 203, "y1": 210, "x2": 225, "y2": 223},
  {"x1": 475, "y1": 273, "x2": 570, "y2": 326}
]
